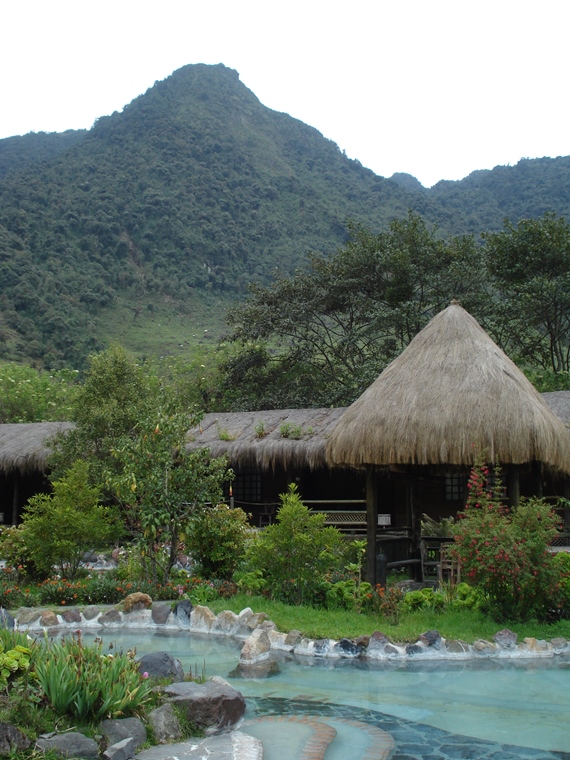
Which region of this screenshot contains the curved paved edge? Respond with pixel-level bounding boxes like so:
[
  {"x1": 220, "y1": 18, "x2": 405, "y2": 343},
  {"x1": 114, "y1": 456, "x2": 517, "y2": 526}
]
[{"x1": 243, "y1": 714, "x2": 394, "y2": 760}]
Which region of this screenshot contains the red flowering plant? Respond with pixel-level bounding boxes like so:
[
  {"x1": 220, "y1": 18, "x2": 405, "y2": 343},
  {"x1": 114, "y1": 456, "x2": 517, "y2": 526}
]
[{"x1": 452, "y1": 453, "x2": 561, "y2": 622}]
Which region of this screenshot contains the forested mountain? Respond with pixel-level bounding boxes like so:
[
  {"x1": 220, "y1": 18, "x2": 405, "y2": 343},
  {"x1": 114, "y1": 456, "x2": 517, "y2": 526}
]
[
  {"x1": 0, "y1": 129, "x2": 87, "y2": 179},
  {"x1": 0, "y1": 62, "x2": 569, "y2": 368}
]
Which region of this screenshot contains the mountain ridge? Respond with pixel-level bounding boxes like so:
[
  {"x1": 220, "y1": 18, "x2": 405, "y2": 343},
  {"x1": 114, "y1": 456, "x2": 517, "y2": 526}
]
[{"x1": 0, "y1": 63, "x2": 569, "y2": 368}]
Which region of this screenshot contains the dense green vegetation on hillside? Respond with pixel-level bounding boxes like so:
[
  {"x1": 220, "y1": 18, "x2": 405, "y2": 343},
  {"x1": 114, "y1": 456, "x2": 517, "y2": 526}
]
[{"x1": 1, "y1": 63, "x2": 570, "y2": 368}]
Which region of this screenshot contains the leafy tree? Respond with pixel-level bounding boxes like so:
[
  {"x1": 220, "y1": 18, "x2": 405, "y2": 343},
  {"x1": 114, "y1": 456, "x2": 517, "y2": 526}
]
[
  {"x1": 18, "y1": 460, "x2": 119, "y2": 580},
  {"x1": 107, "y1": 409, "x2": 231, "y2": 584},
  {"x1": 483, "y1": 213, "x2": 570, "y2": 372},
  {"x1": 244, "y1": 484, "x2": 345, "y2": 605},
  {"x1": 49, "y1": 345, "x2": 157, "y2": 483},
  {"x1": 222, "y1": 214, "x2": 487, "y2": 407}
]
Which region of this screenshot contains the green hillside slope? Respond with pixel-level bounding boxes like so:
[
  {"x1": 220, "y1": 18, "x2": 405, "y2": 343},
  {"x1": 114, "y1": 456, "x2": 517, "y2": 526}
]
[{"x1": 0, "y1": 63, "x2": 569, "y2": 368}]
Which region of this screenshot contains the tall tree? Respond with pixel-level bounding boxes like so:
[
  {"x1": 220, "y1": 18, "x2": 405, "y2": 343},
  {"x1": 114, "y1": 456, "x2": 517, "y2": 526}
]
[
  {"x1": 483, "y1": 213, "x2": 570, "y2": 372},
  {"x1": 107, "y1": 410, "x2": 230, "y2": 584},
  {"x1": 221, "y1": 214, "x2": 486, "y2": 408}
]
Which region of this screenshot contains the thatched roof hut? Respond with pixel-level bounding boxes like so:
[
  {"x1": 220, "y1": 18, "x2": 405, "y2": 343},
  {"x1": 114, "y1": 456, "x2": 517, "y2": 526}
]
[
  {"x1": 0, "y1": 422, "x2": 74, "y2": 475},
  {"x1": 326, "y1": 303, "x2": 570, "y2": 473},
  {"x1": 186, "y1": 408, "x2": 346, "y2": 470}
]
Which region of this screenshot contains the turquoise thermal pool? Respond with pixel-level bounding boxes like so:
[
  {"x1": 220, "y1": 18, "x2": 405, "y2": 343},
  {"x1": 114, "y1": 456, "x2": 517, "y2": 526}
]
[{"x1": 67, "y1": 630, "x2": 570, "y2": 759}]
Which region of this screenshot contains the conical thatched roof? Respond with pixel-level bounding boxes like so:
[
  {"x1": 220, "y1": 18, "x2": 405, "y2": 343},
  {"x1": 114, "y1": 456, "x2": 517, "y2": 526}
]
[
  {"x1": 0, "y1": 422, "x2": 74, "y2": 475},
  {"x1": 326, "y1": 303, "x2": 570, "y2": 472}
]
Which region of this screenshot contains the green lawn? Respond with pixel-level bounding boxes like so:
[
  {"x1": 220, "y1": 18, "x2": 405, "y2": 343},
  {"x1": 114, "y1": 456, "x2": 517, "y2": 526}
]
[{"x1": 210, "y1": 594, "x2": 570, "y2": 644}]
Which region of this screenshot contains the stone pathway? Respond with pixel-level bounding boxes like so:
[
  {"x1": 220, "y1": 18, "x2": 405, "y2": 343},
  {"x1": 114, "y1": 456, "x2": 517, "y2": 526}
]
[{"x1": 135, "y1": 731, "x2": 262, "y2": 760}]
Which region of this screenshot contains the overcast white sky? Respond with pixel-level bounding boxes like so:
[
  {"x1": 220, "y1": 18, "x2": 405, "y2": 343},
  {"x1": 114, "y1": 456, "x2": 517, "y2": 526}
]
[{"x1": 2, "y1": 0, "x2": 569, "y2": 187}]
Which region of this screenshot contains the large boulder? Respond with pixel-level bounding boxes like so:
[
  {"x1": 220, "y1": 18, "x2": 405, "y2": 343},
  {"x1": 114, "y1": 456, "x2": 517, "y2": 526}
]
[
  {"x1": 146, "y1": 703, "x2": 183, "y2": 744},
  {"x1": 36, "y1": 731, "x2": 99, "y2": 759},
  {"x1": 137, "y1": 651, "x2": 184, "y2": 682},
  {"x1": 123, "y1": 593, "x2": 153, "y2": 613},
  {"x1": 172, "y1": 600, "x2": 193, "y2": 628},
  {"x1": 162, "y1": 677, "x2": 246, "y2": 732},
  {"x1": 0, "y1": 723, "x2": 30, "y2": 754},
  {"x1": 240, "y1": 629, "x2": 271, "y2": 663},
  {"x1": 99, "y1": 717, "x2": 146, "y2": 750}
]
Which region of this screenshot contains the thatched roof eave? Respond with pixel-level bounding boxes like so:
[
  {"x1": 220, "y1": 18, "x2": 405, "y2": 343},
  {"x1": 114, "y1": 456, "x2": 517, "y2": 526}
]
[
  {"x1": 185, "y1": 408, "x2": 346, "y2": 471},
  {"x1": 0, "y1": 422, "x2": 74, "y2": 475}
]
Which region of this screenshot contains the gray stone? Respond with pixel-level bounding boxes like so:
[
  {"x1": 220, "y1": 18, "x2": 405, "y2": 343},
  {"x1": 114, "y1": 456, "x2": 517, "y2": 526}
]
[
  {"x1": 240, "y1": 629, "x2": 271, "y2": 663},
  {"x1": 99, "y1": 608, "x2": 123, "y2": 625},
  {"x1": 419, "y1": 630, "x2": 442, "y2": 648},
  {"x1": 61, "y1": 608, "x2": 82, "y2": 624},
  {"x1": 367, "y1": 630, "x2": 391, "y2": 653},
  {"x1": 284, "y1": 629, "x2": 302, "y2": 647},
  {"x1": 0, "y1": 608, "x2": 15, "y2": 629},
  {"x1": 229, "y1": 660, "x2": 281, "y2": 679},
  {"x1": 384, "y1": 644, "x2": 400, "y2": 655},
  {"x1": 522, "y1": 637, "x2": 552, "y2": 654},
  {"x1": 137, "y1": 651, "x2": 184, "y2": 681},
  {"x1": 313, "y1": 638, "x2": 332, "y2": 655},
  {"x1": 334, "y1": 638, "x2": 364, "y2": 657},
  {"x1": 0, "y1": 723, "x2": 30, "y2": 754},
  {"x1": 445, "y1": 639, "x2": 471, "y2": 654},
  {"x1": 14, "y1": 606, "x2": 41, "y2": 625},
  {"x1": 493, "y1": 628, "x2": 518, "y2": 649},
  {"x1": 36, "y1": 731, "x2": 99, "y2": 759},
  {"x1": 473, "y1": 639, "x2": 498, "y2": 655},
  {"x1": 551, "y1": 637, "x2": 567, "y2": 652},
  {"x1": 355, "y1": 634, "x2": 370, "y2": 648},
  {"x1": 217, "y1": 609, "x2": 250, "y2": 636},
  {"x1": 103, "y1": 737, "x2": 135, "y2": 760},
  {"x1": 100, "y1": 717, "x2": 146, "y2": 750},
  {"x1": 245, "y1": 611, "x2": 270, "y2": 630},
  {"x1": 163, "y1": 678, "x2": 246, "y2": 732},
  {"x1": 147, "y1": 703, "x2": 183, "y2": 744},
  {"x1": 190, "y1": 605, "x2": 217, "y2": 632},
  {"x1": 40, "y1": 610, "x2": 59, "y2": 627},
  {"x1": 173, "y1": 599, "x2": 193, "y2": 628},
  {"x1": 405, "y1": 643, "x2": 424, "y2": 656},
  {"x1": 82, "y1": 605, "x2": 102, "y2": 620},
  {"x1": 151, "y1": 602, "x2": 173, "y2": 625}
]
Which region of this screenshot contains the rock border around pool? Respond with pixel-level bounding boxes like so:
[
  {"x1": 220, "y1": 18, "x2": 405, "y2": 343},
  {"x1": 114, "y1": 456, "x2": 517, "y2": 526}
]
[{"x1": 10, "y1": 598, "x2": 570, "y2": 662}]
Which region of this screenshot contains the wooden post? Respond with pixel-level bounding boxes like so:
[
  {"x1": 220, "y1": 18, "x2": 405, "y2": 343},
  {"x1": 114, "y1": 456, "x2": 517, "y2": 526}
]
[
  {"x1": 365, "y1": 466, "x2": 378, "y2": 585},
  {"x1": 533, "y1": 461, "x2": 543, "y2": 498},
  {"x1": 11, "y1": 476, "x2": 19, "y2": 525},
  {"x1": 507, "y1": 465, "x2": 520, "y2": 508}
]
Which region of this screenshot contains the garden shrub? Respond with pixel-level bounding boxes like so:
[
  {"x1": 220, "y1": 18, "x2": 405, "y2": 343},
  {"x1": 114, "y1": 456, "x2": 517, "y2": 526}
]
[
  {"x1": 447, "y1": 581, "x2": 482, "y2": 610},
  {"x1": 400, "y1": 587, "x2": 445, "y2": 614},
  {"x1": 452, "y1": 457, "x2": 560, "y2": 622},
  {"x1": 19, "y1": 461, "x2": 119, "y2": 580},
  {"x1": 185, "y1": 503, "x2": 250, "y2": 580},
  {"x1": 0, "y1": 525, "x2": 43, "y2": 581},
  {"x1": 244, "y1": 484, "x2": 346, "y2": 606}
]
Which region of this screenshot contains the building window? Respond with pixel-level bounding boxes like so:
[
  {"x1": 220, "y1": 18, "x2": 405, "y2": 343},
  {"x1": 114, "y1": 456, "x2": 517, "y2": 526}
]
[
  {"x1": 233, "y1": 471, "x2": 262, "y2": 503},
  {"x1": 445, "y1": 473, "x2": 463, "y2": 501}
]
